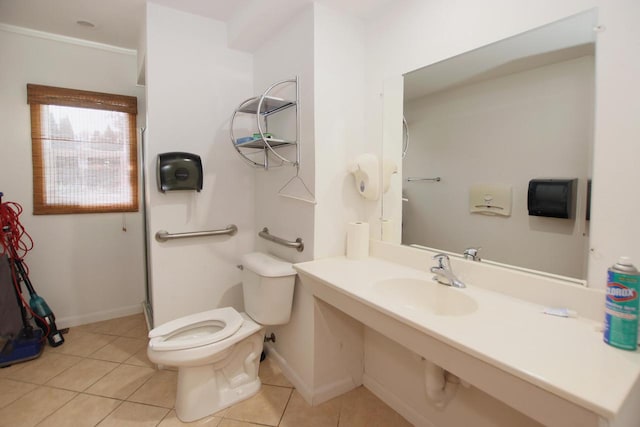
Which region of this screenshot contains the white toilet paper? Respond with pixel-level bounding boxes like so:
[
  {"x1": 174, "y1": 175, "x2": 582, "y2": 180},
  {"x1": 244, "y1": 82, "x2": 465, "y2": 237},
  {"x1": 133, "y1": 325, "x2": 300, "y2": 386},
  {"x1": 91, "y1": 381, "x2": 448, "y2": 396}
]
[
  {"x1": 381, "y1": 219, "x2": 395, "y2": 242},
  {"x1": 346, "y1": 222, "x2": 369, "y2": 260}
]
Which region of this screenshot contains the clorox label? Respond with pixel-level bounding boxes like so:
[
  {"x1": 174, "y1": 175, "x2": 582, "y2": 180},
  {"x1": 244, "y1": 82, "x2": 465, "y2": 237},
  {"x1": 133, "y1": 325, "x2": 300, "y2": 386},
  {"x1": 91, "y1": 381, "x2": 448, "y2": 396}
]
[{"x1": 607, "y1": 283, "x2": 638, "y2": 302}]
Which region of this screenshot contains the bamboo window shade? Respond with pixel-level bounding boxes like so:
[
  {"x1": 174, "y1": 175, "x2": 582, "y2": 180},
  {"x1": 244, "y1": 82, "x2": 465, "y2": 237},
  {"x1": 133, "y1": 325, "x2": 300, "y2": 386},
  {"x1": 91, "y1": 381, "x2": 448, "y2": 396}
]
[{"x1": 27, "y1": 84, "x2": 139, "y2": 214}]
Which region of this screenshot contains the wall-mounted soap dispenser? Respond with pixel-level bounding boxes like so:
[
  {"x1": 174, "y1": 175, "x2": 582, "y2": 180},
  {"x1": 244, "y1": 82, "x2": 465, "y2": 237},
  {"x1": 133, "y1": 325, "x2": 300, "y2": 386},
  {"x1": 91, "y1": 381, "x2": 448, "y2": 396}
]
[
  {"x1": 349, "y1": 153, "x2": 380, "y2": 200},
  {"x1": 157, "y1": 152, "x2": 203, "y2": 193}
]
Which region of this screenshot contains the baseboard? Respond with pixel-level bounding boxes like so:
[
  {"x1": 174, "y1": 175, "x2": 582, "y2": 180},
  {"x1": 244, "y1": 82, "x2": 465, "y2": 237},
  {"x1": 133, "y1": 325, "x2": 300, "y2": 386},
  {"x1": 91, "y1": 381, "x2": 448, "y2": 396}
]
[
  {"x1": 56, "y1": 303, "x2": 143, "y2": 329},
  {"x1": 363, "y1": 373, "x2": 434, "y2": 427},
  {"x1": 264, "y1": 343, "x2": 359, "y2": 406},
  {"x1": 312, "y1": 376, "x2": 359, "y2": 406},
  {"x1": 264, "y1": 343, "x2": 314, "y2": 402}
]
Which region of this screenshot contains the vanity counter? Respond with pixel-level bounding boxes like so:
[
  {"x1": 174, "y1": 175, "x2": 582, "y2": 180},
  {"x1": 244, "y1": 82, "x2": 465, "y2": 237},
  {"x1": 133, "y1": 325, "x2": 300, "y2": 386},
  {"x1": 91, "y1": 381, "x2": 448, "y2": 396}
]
[{"x1": 294, "y1": 256, "x2": 640, "y2": 424}]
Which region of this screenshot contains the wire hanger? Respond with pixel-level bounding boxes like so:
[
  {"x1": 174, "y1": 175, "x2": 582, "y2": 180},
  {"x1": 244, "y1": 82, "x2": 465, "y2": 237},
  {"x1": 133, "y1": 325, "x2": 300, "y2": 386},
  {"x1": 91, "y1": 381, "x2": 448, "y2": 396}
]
[{"x1": 278, "y1": 164, "x2": 317, "y2": 205}]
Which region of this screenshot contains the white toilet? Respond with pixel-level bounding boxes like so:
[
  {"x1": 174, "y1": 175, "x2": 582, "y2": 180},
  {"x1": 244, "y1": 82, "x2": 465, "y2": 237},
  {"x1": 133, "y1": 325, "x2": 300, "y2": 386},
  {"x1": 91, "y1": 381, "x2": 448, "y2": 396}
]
[{"x1": 147, "y1": 252, "x2": 297, "y2": 422}]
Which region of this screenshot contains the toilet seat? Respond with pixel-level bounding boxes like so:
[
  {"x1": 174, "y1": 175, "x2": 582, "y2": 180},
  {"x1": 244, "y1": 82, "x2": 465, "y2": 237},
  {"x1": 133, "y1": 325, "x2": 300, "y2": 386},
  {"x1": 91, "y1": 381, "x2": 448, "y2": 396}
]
[{"x1": 148, "y1": 307, "x2": 243, "y2": 352}]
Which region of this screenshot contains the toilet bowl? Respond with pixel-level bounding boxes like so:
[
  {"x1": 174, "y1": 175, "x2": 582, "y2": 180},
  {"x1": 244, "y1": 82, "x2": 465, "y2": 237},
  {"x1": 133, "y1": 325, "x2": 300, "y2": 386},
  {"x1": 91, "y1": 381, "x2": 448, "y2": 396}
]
[{"x1": 147, "y1": 252, "x2": 296, "y2": 422}]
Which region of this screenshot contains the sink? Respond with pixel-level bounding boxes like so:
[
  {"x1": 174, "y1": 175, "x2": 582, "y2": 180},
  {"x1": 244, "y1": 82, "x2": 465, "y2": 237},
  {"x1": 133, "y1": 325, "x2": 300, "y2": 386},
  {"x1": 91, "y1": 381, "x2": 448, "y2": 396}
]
[{"x1": 372, "y1": 278, "x2": 478, "y2": 316}]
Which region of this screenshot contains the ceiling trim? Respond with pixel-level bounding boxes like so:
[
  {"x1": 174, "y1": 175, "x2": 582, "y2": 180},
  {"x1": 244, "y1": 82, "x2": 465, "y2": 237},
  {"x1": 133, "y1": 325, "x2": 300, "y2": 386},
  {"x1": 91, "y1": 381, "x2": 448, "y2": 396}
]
[{"x1": 0, "y1": 23, "x2": 137, "y2": 56}]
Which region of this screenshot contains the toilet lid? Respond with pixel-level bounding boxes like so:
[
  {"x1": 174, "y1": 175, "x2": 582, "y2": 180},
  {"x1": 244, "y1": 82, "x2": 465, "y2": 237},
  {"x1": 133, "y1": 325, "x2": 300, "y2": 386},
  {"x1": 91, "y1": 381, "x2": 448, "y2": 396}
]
[{"x1": 148, "y1": 307, "x2": 244, "y2": 351}]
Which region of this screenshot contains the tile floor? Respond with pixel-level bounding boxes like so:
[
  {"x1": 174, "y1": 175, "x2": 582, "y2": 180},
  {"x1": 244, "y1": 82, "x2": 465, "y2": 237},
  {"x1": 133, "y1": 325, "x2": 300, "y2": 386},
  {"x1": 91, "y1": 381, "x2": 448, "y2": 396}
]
[{"x1": 0, "y1": 313, "x2": 412, "y2": 427}]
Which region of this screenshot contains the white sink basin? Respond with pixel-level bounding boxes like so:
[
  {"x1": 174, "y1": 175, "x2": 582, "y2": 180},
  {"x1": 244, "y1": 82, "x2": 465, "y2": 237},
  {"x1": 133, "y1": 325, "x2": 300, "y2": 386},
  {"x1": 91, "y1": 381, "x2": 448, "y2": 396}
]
[{"x1": 372, "y1": 278, "x2": 478, "y2": 316}]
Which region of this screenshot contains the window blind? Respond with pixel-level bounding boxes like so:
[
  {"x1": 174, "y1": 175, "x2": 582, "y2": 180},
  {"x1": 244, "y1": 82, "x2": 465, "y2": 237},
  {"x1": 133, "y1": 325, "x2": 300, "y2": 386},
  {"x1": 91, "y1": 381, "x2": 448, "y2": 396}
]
[{"x1": 27, "y1": 84, "x2": 139, "y2": 214}]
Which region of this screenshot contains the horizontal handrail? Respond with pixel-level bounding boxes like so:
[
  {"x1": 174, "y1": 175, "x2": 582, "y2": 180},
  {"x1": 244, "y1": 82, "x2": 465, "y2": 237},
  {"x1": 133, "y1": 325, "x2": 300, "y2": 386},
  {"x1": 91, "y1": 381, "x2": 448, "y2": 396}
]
[
  {"x1": 406, "y1": 176, "x2": 441, "y2": 182},
  {"x1": 258, "y1": 227, "x2": 304, "y2": 252},
  {"x1": 155, "y1": 224, "x2": 238, "y2": 242}
]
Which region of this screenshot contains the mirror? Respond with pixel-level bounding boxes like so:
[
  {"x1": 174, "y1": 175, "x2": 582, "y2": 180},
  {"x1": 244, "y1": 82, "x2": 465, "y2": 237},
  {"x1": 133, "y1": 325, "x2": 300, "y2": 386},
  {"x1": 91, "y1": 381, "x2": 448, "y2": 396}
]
[{"x1": 384, "y1": 10, "x2": 597, "y2": 281}]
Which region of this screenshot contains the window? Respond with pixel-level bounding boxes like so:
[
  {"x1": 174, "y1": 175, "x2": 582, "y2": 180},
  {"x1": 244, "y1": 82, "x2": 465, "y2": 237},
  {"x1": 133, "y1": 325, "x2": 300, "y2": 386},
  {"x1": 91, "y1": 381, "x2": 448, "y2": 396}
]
[{"x1": 27, "y1": 84, "x2": 139, "y2": 214}]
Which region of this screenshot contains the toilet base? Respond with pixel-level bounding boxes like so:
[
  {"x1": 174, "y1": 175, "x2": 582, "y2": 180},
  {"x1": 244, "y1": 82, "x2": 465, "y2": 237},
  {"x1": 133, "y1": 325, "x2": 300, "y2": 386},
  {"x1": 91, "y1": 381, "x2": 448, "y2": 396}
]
[{"x1": 175, "y1": 330, "x2": 264, "y2": 422}]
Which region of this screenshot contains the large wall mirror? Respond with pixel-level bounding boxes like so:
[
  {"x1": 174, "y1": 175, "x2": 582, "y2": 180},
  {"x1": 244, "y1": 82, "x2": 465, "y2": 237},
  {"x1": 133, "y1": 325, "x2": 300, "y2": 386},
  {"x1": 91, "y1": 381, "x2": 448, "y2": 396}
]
[{"x1": 383, "y1": 10, "x2": 597, "y2": 281}]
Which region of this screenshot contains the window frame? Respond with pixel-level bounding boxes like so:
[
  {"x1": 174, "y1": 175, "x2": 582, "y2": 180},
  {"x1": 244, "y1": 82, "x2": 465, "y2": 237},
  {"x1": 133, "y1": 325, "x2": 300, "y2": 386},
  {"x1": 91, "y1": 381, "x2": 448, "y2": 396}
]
[{"x1": 27, "y1": 84, "x2": 139, "y2": 215}]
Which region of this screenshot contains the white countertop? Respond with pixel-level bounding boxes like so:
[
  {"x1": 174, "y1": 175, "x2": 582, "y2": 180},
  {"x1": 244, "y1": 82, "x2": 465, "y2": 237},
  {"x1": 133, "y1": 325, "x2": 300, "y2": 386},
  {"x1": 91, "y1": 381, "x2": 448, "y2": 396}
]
[{"x1": 294, "y1": 256, "x2": 640, "y2": 420}]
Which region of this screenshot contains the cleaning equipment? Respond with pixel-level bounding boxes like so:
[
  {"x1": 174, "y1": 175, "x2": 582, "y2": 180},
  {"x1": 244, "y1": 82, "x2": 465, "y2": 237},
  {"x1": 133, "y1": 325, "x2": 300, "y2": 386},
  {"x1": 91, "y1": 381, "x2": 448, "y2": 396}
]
[
  {"x1": 604, "y1": 257, "x2": 640, "y2": 351},
  {"x1": 0, "y1": 253, "x2": 44, "y2": 368},
  {"x1": 0, "y1": 192, "x2": 64, "y2": 349}
]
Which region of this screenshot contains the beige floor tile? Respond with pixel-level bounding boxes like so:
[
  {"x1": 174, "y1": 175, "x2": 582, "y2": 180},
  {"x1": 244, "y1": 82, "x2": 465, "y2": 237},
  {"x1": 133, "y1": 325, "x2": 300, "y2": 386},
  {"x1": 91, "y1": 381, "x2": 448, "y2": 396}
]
[
  {"x1": 46, "y1": 358, "x2": 119, "y2": 392},
  {"x1": 338, "y1": 386, "x2": 412, "y2": 427},
  {"x1": 213, "y1": 406, "x2": 230, "y2": 418},
  {"x1": 259, "y1": 356, "x2": 293, "y2": 388},
  {"x1": 47, "y1": 330, "x2": 117, "y2": 358},
  {"x1": 88, "y1": 336, "x2": 147, "y2": 363},
  {"x1": 123, "y1": 346, "x2": 154, "y2": 368},
  {"x1": 91, "y1": 314, "x2": 146, "y2": 336},
  {"x1": 0, "y1": 313, "x2": 410, "y2": 427},
  {"x1": 85, "y1": 364, "x2": 155, "y2": 400},
  {"x1": 0, "y1": 361, "x2": 25, "y2": 378},
  {"x1": 128, "y1": 369, "x2": 177, "y2": 408},
  {"x1": 280, "y1": 390, "x2": 341, "y2": 427},
  {"x1": 97, "y1": 401, "x2": 169, "y2": 427},
  {"x1": 0, "y1": 378, "x2": 37, "y2": 408},
  {"x1": 218, "y1": 420, "x2": 265, "y2": 427},
  {"x1": 37, "y1": 393, "x2": 121, "y2": 427},
  {"x1": 7, "y1": 352, "x2": 82, "y2": 384},
  {"x1": 224, "y1": 384, "x2": 292, "y2": 426},
  {"x1": 158, "y1": 410, "x2": 222, "y2": 426},
  {"x1": 121, "y1": 322, "x2": 149, "y2": 340},
  {"x1": 0, "y1": 386, "x2": 76, "y2": 427}
]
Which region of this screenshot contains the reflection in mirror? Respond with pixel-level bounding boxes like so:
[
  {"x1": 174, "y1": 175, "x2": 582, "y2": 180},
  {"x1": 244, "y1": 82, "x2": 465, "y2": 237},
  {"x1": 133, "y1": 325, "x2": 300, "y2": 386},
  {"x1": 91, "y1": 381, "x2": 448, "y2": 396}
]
[{"x1": 394, "y1": 10, "x2": 596, "y2": 280}]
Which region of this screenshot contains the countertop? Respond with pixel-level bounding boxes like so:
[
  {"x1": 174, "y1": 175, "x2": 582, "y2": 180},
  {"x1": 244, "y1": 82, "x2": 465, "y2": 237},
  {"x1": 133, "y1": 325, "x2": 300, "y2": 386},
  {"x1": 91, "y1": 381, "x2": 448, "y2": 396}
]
[{"x1": 294, "y1": 256, "x2": 640, "y2": 420}]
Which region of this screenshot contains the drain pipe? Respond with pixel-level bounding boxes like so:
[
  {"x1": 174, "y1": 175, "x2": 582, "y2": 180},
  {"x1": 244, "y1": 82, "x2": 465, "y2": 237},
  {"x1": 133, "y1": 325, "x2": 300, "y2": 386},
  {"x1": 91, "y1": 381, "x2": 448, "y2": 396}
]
[{"x1": 423, "y1": 358, "x2": 460, "y2": 408}]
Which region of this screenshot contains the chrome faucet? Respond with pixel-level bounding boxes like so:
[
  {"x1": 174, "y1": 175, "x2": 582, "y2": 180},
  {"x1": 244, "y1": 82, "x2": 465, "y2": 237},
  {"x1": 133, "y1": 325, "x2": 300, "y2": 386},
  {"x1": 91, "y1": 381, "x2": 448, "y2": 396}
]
[
  {"x1": 463, "y1": 247, "x2": 481, "y2": 262},
  {"x1": 430, "y1": 253, "x2": 466, "y2": 288}
]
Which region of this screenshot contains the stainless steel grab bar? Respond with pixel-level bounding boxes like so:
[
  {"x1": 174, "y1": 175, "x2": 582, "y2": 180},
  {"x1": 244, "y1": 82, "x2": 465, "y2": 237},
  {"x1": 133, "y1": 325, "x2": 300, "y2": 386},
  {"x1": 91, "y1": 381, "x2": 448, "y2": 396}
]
[
  {"x1": 406, "y1": 177, "x2": 441, "y2": 182},
  {"x1": 155, "y1": 224, "x2": 238, "y2": 242},
  {"x1": 258, "y1": 227, "x2": 304, "y2": 252}
]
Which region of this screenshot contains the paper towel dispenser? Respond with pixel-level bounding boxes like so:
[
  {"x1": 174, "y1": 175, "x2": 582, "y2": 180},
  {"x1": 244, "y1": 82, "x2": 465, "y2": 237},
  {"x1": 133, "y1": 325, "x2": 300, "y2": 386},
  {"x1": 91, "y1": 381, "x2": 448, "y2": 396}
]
[
  {"x1": 527, "y1": 178, "x2": 577, "y2": 219},
  {"x1": 157, "y1": 152, "x2": 203, "y2": 192}
]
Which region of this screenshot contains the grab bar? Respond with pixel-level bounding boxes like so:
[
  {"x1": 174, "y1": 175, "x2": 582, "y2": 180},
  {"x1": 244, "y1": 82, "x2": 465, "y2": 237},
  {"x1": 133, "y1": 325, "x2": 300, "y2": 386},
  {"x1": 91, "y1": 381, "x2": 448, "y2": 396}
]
[
  {"x1": 406, "y1": 177, "x2": 441, "y2": 182},
  {"x1": 155, "y1": 224, "x2": 238, "y2": 242},
  {"x1": 258, "y1": 227, "x2": 304, "y2": 252}
]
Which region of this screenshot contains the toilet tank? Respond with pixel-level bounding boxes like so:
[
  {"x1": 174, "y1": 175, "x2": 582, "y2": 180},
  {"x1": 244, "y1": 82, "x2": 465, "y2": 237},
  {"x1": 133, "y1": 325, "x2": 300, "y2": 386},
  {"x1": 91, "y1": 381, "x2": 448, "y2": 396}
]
[{"x1": 241, "y1": 252, "x2": 297, "y2": 325}]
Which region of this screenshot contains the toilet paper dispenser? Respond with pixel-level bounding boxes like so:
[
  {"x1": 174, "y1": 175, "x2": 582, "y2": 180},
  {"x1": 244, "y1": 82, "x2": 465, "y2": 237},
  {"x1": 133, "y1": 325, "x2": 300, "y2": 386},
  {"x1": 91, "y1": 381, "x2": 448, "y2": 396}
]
[{"x1": 157, "y1": 152, "x2": 203, "y2": 192}]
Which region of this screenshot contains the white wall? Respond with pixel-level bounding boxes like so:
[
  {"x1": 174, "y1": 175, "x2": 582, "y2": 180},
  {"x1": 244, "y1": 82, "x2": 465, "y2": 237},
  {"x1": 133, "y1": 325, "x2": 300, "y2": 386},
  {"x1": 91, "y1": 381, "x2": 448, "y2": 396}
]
[
  {"x1": 254, "y1": 3, "x2": 374, "y2": 403},
  {"x1": 588, "y1": 0, "x2": 640, "y2": 291},
  {"x1": 359, "y1": 0, "x2": 640, "y2": 425},
  {"x1": 403, "y1": 56, "x2": 594, "y2": 279},
  {"x1": 0, "y1": 27, "x2": 146, "y2": 327},
  {"x1": 250, "y1": 4, "x2": 316, "y2": 392},
  {"x1": 312, "y1": 3, "x2": 372, "y2": 400},
  {"x1": 145, "y1": 4, "x2": 255, "y2": 326},
  {"x1": 314, "y1": 4, "x2": 375, "y2": 258}
]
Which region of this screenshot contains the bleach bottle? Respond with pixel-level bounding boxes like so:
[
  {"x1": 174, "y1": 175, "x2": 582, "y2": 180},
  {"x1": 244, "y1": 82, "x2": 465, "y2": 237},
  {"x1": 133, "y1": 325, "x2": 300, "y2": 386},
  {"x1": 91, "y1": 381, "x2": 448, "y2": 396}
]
[{"x1": 604, "y1": 257, "x2": 640, "y2": 350}]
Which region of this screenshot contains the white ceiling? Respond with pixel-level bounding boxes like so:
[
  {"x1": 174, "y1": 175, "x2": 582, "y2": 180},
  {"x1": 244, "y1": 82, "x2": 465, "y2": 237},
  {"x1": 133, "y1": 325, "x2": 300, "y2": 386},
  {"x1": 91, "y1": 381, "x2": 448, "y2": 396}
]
[{"x1": 0, "y1": 0, "x2": 391, "y2": 51}]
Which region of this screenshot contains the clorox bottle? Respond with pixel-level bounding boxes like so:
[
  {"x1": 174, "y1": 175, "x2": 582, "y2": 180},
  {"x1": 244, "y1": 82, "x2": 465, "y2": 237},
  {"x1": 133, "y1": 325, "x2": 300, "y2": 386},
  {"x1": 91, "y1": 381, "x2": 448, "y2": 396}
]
[{"x1": 604, "y1": 257, "x2": 640, "y2": 350}]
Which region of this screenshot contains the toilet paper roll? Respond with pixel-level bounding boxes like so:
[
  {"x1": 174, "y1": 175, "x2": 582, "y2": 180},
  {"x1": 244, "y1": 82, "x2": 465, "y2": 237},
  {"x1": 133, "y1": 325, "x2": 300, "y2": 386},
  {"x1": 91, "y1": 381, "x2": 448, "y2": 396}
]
[
  {"x1": 347, "y1": 222, "x2": 370, "y2": 260},
  {"x1": 381, "y1": 219, "x2": 395, "y2": 242}
]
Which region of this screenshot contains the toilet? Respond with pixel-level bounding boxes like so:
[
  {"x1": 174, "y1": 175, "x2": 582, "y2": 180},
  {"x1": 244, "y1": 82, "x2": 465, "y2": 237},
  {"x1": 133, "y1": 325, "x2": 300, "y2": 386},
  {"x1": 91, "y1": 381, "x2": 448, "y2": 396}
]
[{"x1": 147, "y1": 252, "x2": 297, "y2": 422}]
